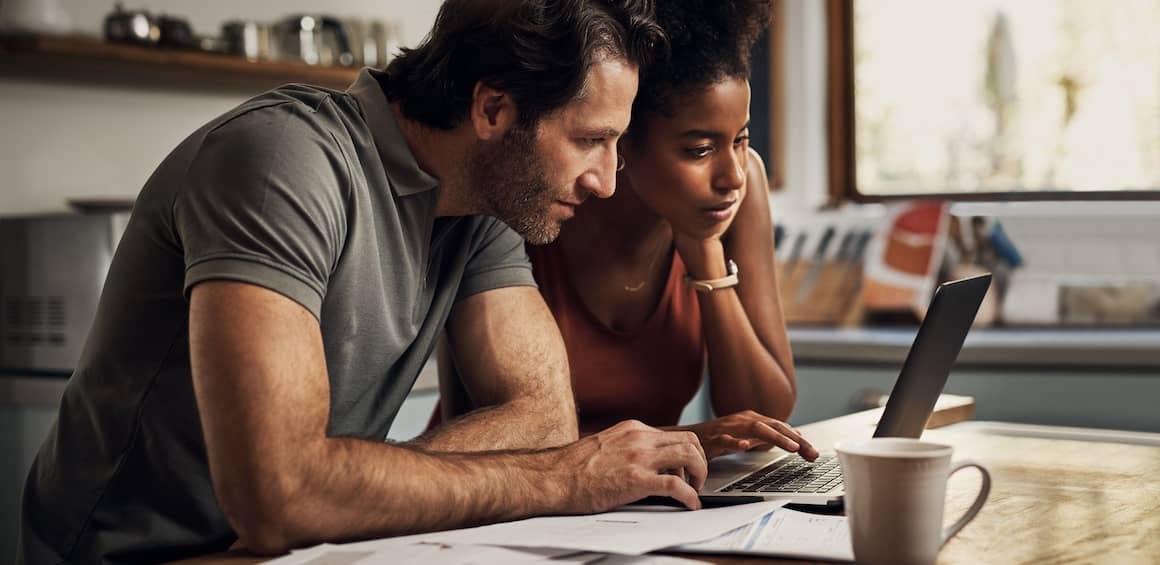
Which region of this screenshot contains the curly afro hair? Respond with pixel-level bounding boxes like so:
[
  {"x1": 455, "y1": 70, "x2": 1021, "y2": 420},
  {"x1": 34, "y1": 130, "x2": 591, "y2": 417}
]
[{"x1": 632, "y1": 0, "x2": 772, "y2": 124}]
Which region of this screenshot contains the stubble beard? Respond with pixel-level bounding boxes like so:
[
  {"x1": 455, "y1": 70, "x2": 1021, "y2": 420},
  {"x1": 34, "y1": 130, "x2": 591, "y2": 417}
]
[{"x1": 469, "y1": 124, "x2": 563, "y2": 245}]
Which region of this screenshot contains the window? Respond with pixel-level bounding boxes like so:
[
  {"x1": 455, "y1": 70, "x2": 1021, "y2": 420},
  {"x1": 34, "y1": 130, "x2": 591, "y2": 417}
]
[{"x1": 828, "y1": 0, "x2": 1160, "y2": 200}]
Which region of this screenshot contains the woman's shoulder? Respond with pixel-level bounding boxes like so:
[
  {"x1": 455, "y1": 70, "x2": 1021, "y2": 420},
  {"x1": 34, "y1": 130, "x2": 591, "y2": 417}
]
[
  {"x1": 745, "y1": 146, "x2": 771, "y2": 192},
  {"x1": 722, "y1": 148, "x2": 776, "y2": 249},
  {"x1": 732, "y1": 148, "x2": 774, "y2": 224}
]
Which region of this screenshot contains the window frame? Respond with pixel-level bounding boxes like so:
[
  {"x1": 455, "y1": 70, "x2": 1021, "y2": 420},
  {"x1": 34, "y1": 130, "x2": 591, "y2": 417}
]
[{"x1": 752, "y1": 0, "x2": 787, "y2": 191}]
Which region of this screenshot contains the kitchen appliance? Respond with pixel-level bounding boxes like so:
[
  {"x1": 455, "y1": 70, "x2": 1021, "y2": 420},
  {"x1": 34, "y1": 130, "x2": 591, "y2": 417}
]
[{"x1": 0, "y1": 212, "x2": 128, "y2": 374}]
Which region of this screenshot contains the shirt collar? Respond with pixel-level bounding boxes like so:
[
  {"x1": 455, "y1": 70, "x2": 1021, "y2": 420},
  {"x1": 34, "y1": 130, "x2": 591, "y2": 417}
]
[{"x1": 347, "y1": 68, "x2": 440, "y2": 197}]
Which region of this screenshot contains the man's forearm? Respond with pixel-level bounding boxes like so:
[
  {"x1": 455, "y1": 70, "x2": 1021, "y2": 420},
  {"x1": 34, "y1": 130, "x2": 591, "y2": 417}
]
[
  {"x1": 232, "y1": 436, "x2": 566, "y2": 553},
  {"x1": 412, "y1": 396, "x2": 578, "y2": 452}
]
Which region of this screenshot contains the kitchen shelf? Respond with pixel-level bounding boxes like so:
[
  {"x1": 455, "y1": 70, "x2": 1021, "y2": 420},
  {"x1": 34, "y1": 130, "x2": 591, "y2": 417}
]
[{"x1": 0, "y1": 34, "x2": 360, "y2": 91}]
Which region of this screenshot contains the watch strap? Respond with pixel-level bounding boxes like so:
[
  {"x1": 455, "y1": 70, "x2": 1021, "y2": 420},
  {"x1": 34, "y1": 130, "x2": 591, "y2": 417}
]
[{"x1": 684, "y1": 260, "x2": 739, "y2": 292}]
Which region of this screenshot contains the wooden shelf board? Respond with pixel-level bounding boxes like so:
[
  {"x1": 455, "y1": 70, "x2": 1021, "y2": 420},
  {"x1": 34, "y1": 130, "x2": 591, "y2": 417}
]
[{"x1": 0, "y1": 34, "x2": 360, "y2": 90}]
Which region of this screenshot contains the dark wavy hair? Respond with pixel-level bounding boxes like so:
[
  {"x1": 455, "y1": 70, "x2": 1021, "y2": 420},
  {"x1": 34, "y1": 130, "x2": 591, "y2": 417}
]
[
  {"x1": 631, "y1": 0, "x2": 772, "y2": 127},
  {"x1": 382, "y1": 0, "x2": 666, "y2": 130}
]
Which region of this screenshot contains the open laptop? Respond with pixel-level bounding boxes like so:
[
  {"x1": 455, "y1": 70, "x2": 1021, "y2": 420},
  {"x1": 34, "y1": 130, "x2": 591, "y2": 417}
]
[{"x1": 698, "y1": 273, "x2": 992, "y2": 507}]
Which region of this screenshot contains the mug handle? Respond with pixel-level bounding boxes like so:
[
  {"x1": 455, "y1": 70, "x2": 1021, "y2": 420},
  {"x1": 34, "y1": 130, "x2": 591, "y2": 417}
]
[{"x1": 941, "y1": 459, "x2": 991, "y2": 546}]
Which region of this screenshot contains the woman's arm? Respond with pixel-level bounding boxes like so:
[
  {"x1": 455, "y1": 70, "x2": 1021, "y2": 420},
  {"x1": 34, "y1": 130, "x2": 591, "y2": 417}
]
[
  {"x1": 670, "y1": 149, "x2": 812, "y2": 460},
  {"x1": 686, "y1": 148, "x2": 797, "y2": 421}
]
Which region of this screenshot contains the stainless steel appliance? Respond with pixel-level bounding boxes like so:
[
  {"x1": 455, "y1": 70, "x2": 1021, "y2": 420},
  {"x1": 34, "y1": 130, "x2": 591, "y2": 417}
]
[{"x1": 0, "y1": 212, "x2": 128, "y2": 374}]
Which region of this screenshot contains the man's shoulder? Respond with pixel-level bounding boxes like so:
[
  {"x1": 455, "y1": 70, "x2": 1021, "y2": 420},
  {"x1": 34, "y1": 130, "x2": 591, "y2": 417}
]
[
  {"x1": 186, "y1": 86, "x2": 368, "y2": 186},
  {"x1": 458, "y1": 215, "x2": 532, "y2": 262},
  {"x1": 463, "y1": 215, "x2": 518, "y2": 238},
  {"x1": 205, "y1": 84, "x2": 361, "y2": 147}
]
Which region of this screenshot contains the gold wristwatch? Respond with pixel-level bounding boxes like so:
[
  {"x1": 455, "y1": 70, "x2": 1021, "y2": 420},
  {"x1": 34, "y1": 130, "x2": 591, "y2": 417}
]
[{"x1": 684, "y1": 260, "x2": 739, "y2": 293}]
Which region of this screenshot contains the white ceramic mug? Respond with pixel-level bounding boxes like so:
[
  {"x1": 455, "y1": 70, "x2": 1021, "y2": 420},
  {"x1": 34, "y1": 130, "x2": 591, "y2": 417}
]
[{"x1": 835, "y1": 438, "x2": 991, "y2": 565}]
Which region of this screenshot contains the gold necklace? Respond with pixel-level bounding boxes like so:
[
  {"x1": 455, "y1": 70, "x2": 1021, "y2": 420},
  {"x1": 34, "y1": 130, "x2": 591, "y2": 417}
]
[{"x1": 624, "y1": 234, "x2": 672, "y2": 292}]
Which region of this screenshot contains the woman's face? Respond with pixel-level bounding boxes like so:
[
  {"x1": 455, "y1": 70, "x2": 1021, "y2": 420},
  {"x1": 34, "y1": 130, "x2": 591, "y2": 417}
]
[{"x1": 621, "y1": 78, "x2": 751, "y2": 239}]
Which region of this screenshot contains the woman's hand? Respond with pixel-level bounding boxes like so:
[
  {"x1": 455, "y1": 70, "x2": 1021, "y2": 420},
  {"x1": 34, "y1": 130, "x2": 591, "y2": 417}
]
[
  {"x1": 673, "y1": 209, "x2": 744, "y2": 279},
  {"x1": 673, "y1": 180, "x2": 748, "y2": 280},
  {"x1": 677, "y1": 411, "x2": 819, "y2": 461},
  {"x1": 674, "y1": 234, "x2": 729, "y2": 281}
]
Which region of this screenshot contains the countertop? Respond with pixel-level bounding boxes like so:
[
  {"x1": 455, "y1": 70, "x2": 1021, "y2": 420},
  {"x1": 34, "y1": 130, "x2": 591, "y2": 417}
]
[
  {"x1": 5, "y1": 326, "x2": 1155, "y2": 409},
  {"x1": 788, "y1": 326, "x2": 1160, "y2": 368}
]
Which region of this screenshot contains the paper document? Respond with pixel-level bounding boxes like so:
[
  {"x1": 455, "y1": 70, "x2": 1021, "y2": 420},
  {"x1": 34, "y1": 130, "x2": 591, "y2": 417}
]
[
  {"x1": 327, "y1": 500, "x2": 785, "y2": 556},
  {"x1": 408, "y1": 500, "x2": 786, "y2": 555},
  {"x1": 264, "y1": 542, "x2": 579, "y2": 565},
  {"x1": 264, "y1": 541, "x2": 709, "y2": 565},
  {"x1": 552, "y1": 553, "x2": 707, "y2": 565},
  {"x1": 675, "y1": 507, "x2": 854, "y2": 562}
]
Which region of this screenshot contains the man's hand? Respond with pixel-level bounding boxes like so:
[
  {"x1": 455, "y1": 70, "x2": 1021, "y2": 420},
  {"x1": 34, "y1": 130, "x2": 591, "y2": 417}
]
[
  {"x1": 556, "y1": 420, "x2": 708, "y2": 512},
  {"x1": 676, "y1": 411, "x2": 819, "y2": 461}
]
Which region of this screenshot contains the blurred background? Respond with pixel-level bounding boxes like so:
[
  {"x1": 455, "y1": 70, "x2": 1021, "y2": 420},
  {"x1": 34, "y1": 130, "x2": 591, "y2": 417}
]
[{"x1": 1, "y1": 0, "x2": 1158, "y2": 560}]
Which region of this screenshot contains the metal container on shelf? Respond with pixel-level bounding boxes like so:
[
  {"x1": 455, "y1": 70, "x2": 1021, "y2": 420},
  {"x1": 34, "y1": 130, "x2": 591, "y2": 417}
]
[
  {"x1": 355, "y1": 19, "x2": 400, "y2": 68},
  {"x1": 222, "y1": 19, "x2": 274, "y2": 62},
  {"x1": 103, "y1": 3, "x2": 158, "y2": 46},
  {"x1": 271, "y1": 15, "x2": 355, "y2": 67}
]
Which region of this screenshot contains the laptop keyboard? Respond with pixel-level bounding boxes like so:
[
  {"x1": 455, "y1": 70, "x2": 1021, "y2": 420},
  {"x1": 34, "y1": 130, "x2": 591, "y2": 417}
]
[{"x1": 719, "y1": 454, "x2": 843, "y2": 494}]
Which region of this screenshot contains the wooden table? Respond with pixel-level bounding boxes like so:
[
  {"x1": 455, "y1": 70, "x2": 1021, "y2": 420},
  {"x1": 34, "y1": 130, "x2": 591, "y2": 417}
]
[
  {"x1": 698, "y1": 411, "x2": 1160, "y2": 564},
  {"x1": 174, "y1": 396, "x2": 1160, "y2": 564}
]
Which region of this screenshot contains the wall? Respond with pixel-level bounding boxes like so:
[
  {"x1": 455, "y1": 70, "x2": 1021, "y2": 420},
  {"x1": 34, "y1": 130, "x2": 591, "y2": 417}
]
[{"x1": 0, "y1": 0, "x2": 441, "y2": 215}]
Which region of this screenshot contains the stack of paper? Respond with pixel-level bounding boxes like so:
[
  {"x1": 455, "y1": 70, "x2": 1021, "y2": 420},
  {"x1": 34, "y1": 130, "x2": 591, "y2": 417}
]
[
  {"x1": 389, "y1": 499, "x2": 788, "y2": 555},
  {"x1": 675, "y1": 507, "x2": 854, "y2": 562},
  {"x1": 264, "y1": 543, "x2": 704, "y2": 564},
  {"x1": 265, "y1": 501, "x2": 855, "y2": 564}
]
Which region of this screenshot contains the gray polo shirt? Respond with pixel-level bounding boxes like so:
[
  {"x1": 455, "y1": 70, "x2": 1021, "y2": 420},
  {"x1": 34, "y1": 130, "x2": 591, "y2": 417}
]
[{"x1": 19, "y1": 69, "x2": 536, "y2": 565}]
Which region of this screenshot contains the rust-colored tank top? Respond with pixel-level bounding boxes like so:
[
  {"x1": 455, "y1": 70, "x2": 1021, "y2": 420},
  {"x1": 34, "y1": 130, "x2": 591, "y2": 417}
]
[{"x1": 529, "y1": 242, "x2": 706, "y2": 435}]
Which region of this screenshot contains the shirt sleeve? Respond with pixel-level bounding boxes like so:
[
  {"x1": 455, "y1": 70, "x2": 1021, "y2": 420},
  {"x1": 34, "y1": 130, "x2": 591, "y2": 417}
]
[
  {"x1": 176, "y1": 102, "x2": 350, "y2": 319},
  {"x1": 455, "y1": 217, "x2": 537, "y2": 302}
]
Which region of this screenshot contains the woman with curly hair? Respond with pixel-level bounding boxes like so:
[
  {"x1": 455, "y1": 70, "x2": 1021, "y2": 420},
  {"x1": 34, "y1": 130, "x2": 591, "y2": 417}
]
[{"x1": 435, "y1": 0, "x2": 816, "y2": 461}]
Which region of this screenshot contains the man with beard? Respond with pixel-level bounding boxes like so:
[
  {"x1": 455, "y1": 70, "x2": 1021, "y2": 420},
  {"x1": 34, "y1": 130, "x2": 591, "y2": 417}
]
[{"x1": 18, "y1": 1, "x2": 710, "y2": 564}]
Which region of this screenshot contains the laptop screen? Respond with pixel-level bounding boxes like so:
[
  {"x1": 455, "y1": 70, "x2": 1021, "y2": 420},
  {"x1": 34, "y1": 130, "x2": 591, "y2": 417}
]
[{"x1": 873, "y1": 273, "x2": 992, "y2": 438}]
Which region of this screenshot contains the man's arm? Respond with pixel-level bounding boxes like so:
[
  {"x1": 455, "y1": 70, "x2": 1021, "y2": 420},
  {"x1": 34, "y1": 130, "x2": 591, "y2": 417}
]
[
  {"x1": 190, "y1": 281, "x2": 706, "y2": 554},
  {"x1": 413, "y1": 286, "x2": 577, "y2": 452}
]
